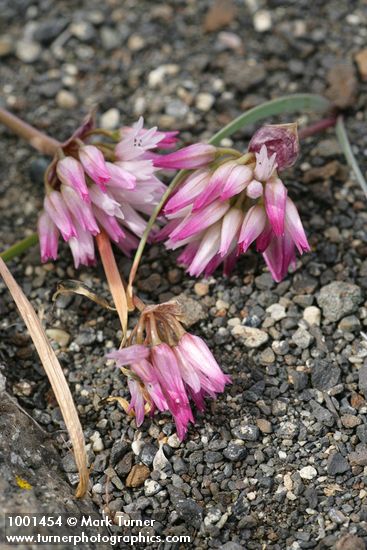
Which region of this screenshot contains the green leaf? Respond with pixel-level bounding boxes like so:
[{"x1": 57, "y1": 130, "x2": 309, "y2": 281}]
[
  {"x1": 335, "y1": 116, "x2": 367, "y2": 199},
  {"x1": 209, "y1": 94, "x2": 332, "y2": 145},
  {"x1": 1, "y1": 233, "x2": 39, "y2": 262}
]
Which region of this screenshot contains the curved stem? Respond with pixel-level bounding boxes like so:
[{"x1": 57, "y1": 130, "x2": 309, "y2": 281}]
[
  {"x1": 0, "y1": 107, "x2": 60, "y2": 155},
  {"x1": 127, "y1": 169, "x2": 188, "y2": 295},
  {"x1": 0, "y1": 233, "x2": 39, "y2": 262}
]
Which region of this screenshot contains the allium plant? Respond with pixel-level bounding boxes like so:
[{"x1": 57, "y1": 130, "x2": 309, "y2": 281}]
[
  {"x1": 107, "y1": 301, "x2": 230, "y2": 440},
  {"x1": 1, "y1": 93, "x2": 362, "y2": 488},
  {"x1": 38, "y1": 116, "x2": 178, "y2": 268},
  {"x1": 155, "y1": 123, "x2": 310, "y2": 282}
]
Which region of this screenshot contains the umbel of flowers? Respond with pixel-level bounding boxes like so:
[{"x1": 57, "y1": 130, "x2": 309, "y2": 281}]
[
  {"x1": 155, "y1": 123, "x2": 310, "y2": 282},
  {"x1": 107, "y1": 301, "x2": 230, "y2": 440},
  {"x1": 38, "y1": 116, "x2": 178, "y2": 267}
]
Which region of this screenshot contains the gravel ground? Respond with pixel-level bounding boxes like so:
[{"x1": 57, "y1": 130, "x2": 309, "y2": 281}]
[{"x1": 1, "y1": 1, "x2": 367, "y2": 548}]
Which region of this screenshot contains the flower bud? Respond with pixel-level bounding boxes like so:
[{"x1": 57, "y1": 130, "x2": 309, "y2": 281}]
[{"x1": 248, "y1": 122, "x2": 299, "y2": 170}]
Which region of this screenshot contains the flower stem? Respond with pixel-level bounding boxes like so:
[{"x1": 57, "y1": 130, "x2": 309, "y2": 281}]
[
  {"x1": 298, "y1": 116, "x2": 337, "y2": 140},
  {"x1": 0, "y1": 107, "x2": 60, "y2": 155},
  {"x1": 95, "y1": 230, "x2": 129, "y2": 344},
  {"x1": 0, "y1": 233, "x2": 39, "y2": 262},
  {"x1": 127, "y1": 169, "x2": 188, "y2": 296}
]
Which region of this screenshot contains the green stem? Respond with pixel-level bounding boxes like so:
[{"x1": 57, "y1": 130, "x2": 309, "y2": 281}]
[
  {"x1": 127, "y1": 170, "x2": 188, "y2": 294},
  {"x1": 209, "y1": 93, "x2": 332, "y2": 145},
  {"x1": 1, "y1": 233, "x2": 39, "y2": 262},
  {"x1": 335, "y1": 116, "x2": 367, "y2": 198}
]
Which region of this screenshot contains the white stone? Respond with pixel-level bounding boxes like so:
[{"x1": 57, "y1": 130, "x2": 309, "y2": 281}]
[
  {"x1": 100, "y1": 108, "x2": 120, "y2": 130},
  {"x1": 299, "y1": 466, "x2": 317, "y2": 480},
  {"x1": 167, "y1": 434, "x2": 181, "y2": 448},
  {"x1": 56, "y1": 90, "x2": 77, "y2": 109},
  {"x1": 253, "y1": 10, "x2": 272, "y2": 32},
  {"x1": 16, "y1": 40, "x2": 41, "y2": 63},
  {"x1": 90, "y1": 431, "x2": 104, "y2": 452},
  {"x1": 195, "y1": 93, "x2": 215, "y2": 112},
  {"x1": 266, "y1": 303, "x2": 286, "y2": 321},
  {"x1": 148, "y1": 64, "x2": 179, "y2": 88},
  {"x1": 231, "y1": 325, "x2": 268, "y2": 348},
  {"x1": 46, "y1": 328, "x2": 70, "y2": 347},
  {"x1": 303, "y1": 306, "x2": 321, "y2": 326},
  {"x1": 144, "y1": 479, "x2": 161, "y2": 496}
]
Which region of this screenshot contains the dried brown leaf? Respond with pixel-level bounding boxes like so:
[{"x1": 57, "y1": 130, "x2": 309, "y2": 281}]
[
  {"x1": 52, "y1": 279, "x2": 116, "y2": 311},
  {"x1": 0, "y1": 257, "x2": 89, "y2": 497}
]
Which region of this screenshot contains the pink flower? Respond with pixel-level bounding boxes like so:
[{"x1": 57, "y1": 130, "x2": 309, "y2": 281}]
[
  {"x1": 153, "y1": 143, "x2": 217, "y2": 170},
  {"x1": 57, "y1": 157, "x2": 90, "y2": 202},
  {"x1": 38, "y1": 211, "x2": 59, "y2": 262},
  {"x1": 159, "y1": 129, "x2": 309, "y2": 281},
  {"x1": 44, "y1": 191, "x2": 77, "y2": 241},
  {"x1": 107, "y1": 304, "x2": 230, "y2": 440},
  {"x1": 79, "y1": 145, "x2": 111, "y2": 190},
  {"x1": 38, "y1": 117, "x2": 179, "y2": 268}
]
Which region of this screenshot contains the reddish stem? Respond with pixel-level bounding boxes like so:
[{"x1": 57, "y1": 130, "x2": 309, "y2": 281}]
[
  {"x1": 298, "y1": 116, "x2": 337, "y2": 140},
  {"x1": 0, "y1": 107, "x2": 60, "y2": 155}
]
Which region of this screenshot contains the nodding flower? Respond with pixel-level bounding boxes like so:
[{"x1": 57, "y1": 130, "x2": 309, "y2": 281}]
[
  {"x1": 107, "y1": 300, "x2": 230, "y2": 440},
  {"x1": 38, "y1": 117, "x2": 180, "y2": 268},
  {"x1": 156, "y1": 122, "x2": 309, "y2": 282}
]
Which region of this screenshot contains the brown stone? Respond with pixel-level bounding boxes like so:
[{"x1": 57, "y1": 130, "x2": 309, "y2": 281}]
[
  {"x1": 355, "y1": 48, "x2": 367, "y2": 81},
  {"x1": 203, "y1": 0, "x2": 236, "y2": 33},
  {"x1": 326, "y1": 62, "x2": 357, "y2": 108},
  {"x1": 125, "y1": 464, "x2": 150, "y2": 488}
]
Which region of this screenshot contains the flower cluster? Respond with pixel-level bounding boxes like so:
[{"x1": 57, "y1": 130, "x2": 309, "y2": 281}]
[
  {"x1": 107, "y1": 301, "x2": 230, "y2": 440},
  {"x1": 38, "y1": 118, "x2": 178, "y2": 268},
  {"x1": 155, "y1": 123, "x2": 310, "y2": 282}
]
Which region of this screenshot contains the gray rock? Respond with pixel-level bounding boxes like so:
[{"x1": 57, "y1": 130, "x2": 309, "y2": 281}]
[
  {"x1": 359, "y1": 364, "x2": 367, "y2": 399},
  {"x1": 338, "y1": 315, "x2": 361, "y2": 332},
  {"x1": 0, "y1": 388, "x2": 108, "y2": 549},
  {"x1": 311, "y1": 359, "x2": 341, "y2": 390},
  {"x1": 221, "y1": 543, "x2": 245, "y2": 550},
  {"x1": 225, "y1": 60, "x2": 266, "y2": 91},
  {"x1": 310, "y1": 400, "x2": 335, "y2": 427},
  {"x1": 223, "y1": 443, "x2": 247, "y2": 461},
  {"x1": 327, "y1": 452, "x2": 350, "y2": 475},
  {"x1": 232, "y1": 424, "x2": 259, "y2": 441},
  {"x1": 33, "y1": 18, "x2": 69, "y2": 44},
  {"x1": 175, "y1": 498, "x2": 203, "y2": 529},
  {"x1": 175, "y1": 293, "x2": 207, "y2": 327},
  {"x1": 292, "y1": 327, "x2": 314, "y2": 349},
  {"x1": 317, "y1": 282, "x2": 362, "y2": 322}
]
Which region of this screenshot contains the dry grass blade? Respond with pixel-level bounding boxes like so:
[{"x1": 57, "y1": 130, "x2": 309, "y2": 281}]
[
  {"x1": 52, "y1": 279, "x2": 116, "y2": 311},
  {"x1": 0, "y1": 257, "x2": 89, "y2": 497}
]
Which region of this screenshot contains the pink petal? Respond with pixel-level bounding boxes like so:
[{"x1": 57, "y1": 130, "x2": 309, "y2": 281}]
[
  {"x1": 219, "y1": 208, "x2": 243, "y2": 257},
  {"x1": 170, "y1": 200, "x2": 229, "y2": 242},
  {"x1": 57, "y1": 157, "x2": 90, "y2": 202},
  {"x1": 239, "y1": 205, "x2": 266, "y2": 253},
  {"x1": 285, "y1": 197, "x2": 310, "y2": 253},
  {"x1": 38, "y1": 211, "x2": 59, "y2": 262},
  {"x1": 219, "y1": 165, "x2": 253, "y2": 201},
  {"x1": 44, "y1": 191, "x2": 77, "y2": 241},
  {"x1": 153, "y1": 144, "x2": 216, "y2": 170},
  {"x1": 107, "y1": 345, "x2": 150, "y2": 365},
  {"x1": 79, "y1": 145, "x2": 111, "y2": 190},
  {"x1": 264, "y1": 177, "x2": 287, "y2": 236}
]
